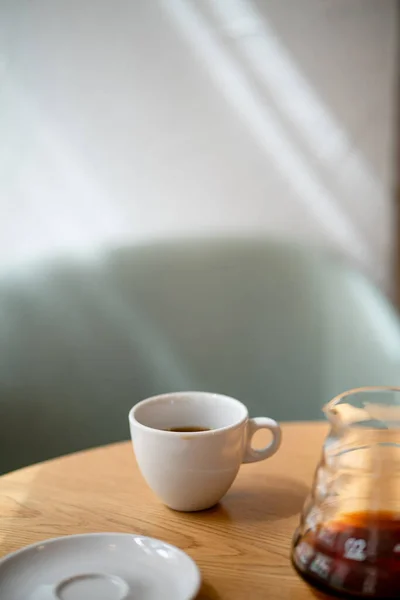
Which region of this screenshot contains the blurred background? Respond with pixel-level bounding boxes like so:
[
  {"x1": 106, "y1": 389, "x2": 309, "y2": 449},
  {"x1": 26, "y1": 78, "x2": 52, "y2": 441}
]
[{"x1": 0, "y1": 0, "x2": 399, "y2": 472}]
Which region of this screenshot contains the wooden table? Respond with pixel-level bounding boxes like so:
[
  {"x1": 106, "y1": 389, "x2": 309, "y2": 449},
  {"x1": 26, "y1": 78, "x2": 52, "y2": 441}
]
[{"x1": 0, "y1": 422, "x2": 330, "y2": 599}]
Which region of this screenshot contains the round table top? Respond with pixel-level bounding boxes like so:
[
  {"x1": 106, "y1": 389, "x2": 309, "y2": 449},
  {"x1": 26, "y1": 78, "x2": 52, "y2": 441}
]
[{"x1": 0, "y1": 422, "x2": 329, "y2": 599}]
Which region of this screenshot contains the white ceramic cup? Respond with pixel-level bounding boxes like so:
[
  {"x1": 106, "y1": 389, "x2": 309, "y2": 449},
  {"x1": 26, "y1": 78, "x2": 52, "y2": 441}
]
[{"x1": 128, "y1": 391, "x2": 282, "y2": 511}]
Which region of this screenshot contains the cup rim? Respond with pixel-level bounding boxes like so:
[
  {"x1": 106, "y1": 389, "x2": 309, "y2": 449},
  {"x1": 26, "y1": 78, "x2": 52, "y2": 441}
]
[{"x1": 128, "y1": 391, "x2": 248, "y2": 436}]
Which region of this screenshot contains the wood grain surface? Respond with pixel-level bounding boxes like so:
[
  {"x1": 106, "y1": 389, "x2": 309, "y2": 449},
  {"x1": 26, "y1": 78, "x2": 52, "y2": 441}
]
[{"x1": 0, "y1": 422, "x2": 331, "y2": 599}]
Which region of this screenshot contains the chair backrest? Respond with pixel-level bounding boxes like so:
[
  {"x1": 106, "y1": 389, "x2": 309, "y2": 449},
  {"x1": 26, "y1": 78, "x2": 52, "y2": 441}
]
[{"x1": 1, "y1": 238, "x2": 399, "y2": 473}]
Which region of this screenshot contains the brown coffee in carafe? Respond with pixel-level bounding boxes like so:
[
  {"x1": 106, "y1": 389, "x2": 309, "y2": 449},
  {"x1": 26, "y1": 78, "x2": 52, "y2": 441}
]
[{"x1": 293, "y1": 510, "x2": 400, "y2": 598}]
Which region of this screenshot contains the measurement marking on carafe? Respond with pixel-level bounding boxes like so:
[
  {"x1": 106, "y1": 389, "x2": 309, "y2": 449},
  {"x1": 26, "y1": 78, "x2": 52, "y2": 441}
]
[
  {"x1": 343, "y1": 538, "x2": 367, "y2": 561},
  {"x1": 294, "y1": 542, "x2": 314, "y2": 566},
  {"x1": 309, "y1": 553, "x2": 332, "y2": 580},
  {"x1": 317, "y1": 528, "x2": 336, "y2": 548},
  {"x1": 330, "y1": 563, "x2": 349, "y2": 588},
  {"x1": 306, "y1": 508, "x2": 321, "y2": 531},
  {"x1": 363, "y1": 568, "x2": 377, "y2": 595}
]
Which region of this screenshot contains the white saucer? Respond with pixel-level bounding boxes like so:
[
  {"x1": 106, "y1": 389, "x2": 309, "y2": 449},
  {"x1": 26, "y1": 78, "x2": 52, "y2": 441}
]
[{"x1": 0, "y1": 533, "x2": 201, "y2": 600}]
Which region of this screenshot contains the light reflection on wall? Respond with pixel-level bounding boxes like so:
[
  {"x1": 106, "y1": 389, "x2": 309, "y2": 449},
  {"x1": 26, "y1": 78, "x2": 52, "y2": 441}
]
[
  {"x1": 0, "y1": 0, "x2": 396, "y2": 289},
  {"x1": 208, "y1": 0, "x2": 387, "y2": 226},
  {"x1": 162, "y1": 0, "x2": 371, "y2": 273}
]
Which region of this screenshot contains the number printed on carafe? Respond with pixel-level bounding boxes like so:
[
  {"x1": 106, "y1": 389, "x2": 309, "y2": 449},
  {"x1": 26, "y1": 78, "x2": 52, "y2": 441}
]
[{"x1": 343, "y1": 538, "x2": 367, "y2": 561}]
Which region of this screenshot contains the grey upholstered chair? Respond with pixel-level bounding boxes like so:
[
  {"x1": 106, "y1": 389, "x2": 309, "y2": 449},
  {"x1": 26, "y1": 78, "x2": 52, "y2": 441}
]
[{"x1": 1, "y1": 238, "x2": 399, "y2": 473}]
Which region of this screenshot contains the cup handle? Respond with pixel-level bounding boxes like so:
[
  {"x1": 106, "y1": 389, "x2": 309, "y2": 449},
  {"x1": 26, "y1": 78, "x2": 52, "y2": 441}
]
[{"x1": 242, "y1": 417, "x2": 282, "y2": 464}]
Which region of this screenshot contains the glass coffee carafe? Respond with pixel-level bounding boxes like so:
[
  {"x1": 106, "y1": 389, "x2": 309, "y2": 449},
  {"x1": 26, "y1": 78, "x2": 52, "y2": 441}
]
[{"x1": 292, "y1": 386, "x2": 400, "y2": 598}]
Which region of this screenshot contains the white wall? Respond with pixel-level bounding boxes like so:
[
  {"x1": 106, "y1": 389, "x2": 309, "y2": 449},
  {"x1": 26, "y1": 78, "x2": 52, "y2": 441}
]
[{"x1": 0, "y1": 0, "x2": 398, "y2": 289}]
